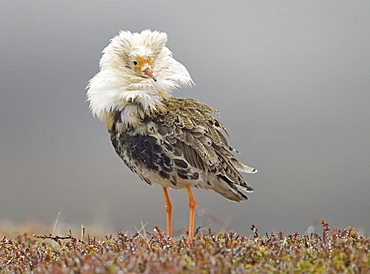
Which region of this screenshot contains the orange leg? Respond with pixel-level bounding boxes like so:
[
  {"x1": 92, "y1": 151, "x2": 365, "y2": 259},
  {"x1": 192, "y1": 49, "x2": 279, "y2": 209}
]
[
  {"x1": 186, "y1": 185, "x2": 196, "y2": 243},
  {"x1": 162, "y1": 187, "x2": 172, "y2": 238}
]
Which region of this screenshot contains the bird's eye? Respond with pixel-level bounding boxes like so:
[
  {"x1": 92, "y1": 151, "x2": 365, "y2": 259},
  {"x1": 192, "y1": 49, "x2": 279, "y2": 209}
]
[{"x1": 133, "y1": 60, "x2": 139, "y2": 65}]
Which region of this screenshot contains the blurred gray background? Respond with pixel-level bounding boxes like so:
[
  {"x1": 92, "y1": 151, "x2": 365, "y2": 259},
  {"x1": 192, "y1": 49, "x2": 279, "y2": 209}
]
[{"x1": 1, "y1": 1, "x2": 369, "y2": 236}]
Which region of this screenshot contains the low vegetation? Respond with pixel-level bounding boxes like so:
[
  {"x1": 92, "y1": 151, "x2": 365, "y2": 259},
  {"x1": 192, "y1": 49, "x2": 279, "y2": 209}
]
[{"x1": 0, "y1": 220, "x2": 368, "y2": 273}]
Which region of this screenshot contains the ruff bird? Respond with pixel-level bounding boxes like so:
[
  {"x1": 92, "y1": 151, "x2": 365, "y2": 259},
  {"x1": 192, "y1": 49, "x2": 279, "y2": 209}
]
[{"x1": 86, "y1": 30, "x2": 257, "y2": 242}]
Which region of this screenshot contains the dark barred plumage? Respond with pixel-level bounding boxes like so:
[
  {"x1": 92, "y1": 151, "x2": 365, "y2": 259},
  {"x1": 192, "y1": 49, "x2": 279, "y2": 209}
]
[{"x1": 108, "y1": 97, "x2": 256, "y2": 202}]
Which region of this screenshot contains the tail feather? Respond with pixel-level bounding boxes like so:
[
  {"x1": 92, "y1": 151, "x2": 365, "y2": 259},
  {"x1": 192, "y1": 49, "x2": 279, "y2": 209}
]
[
  {"x1": 230, "y1": 158, "x2": 257, "y2": 174},
  {"x1": 212, "y1": 183, "x2": 249, "y2": 202}
]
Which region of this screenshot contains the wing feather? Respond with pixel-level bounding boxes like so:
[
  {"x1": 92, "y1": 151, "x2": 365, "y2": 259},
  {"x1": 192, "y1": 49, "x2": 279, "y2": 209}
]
[{"x1": 152, "y1": 97, "x2": 256, "y2": 199}]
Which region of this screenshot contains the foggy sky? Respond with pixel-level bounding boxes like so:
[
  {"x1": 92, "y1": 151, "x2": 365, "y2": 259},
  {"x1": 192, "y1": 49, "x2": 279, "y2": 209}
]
[{"x1": 1, "y1": 1, "x2": 369, "y2": 237}]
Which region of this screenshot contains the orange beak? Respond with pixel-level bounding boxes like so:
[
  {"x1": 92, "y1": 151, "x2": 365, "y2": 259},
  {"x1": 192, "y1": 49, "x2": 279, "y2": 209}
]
[{"x1": 143, "y1": 67, "x2": 157, "y2": 82}]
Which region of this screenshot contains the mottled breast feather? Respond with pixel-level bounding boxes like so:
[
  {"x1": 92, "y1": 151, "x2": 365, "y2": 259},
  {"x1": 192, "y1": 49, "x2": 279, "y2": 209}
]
[{"x1": 108, "y1": 97, "x2": 255, "y2": 201}]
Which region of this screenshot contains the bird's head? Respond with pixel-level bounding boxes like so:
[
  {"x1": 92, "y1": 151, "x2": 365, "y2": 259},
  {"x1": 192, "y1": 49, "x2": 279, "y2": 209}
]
[
  {"x1": 87, "y1": 30, "x2": 193, "y2": 120},
  {"x1": 100, "y1": 30, "x2": 169, "y2": 83}
]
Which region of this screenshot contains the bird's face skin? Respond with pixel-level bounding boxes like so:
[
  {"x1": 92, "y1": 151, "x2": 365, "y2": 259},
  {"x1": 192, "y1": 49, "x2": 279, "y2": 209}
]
[{"x1": 132, "y1": 56, "x2": 157, "y2": 82}]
